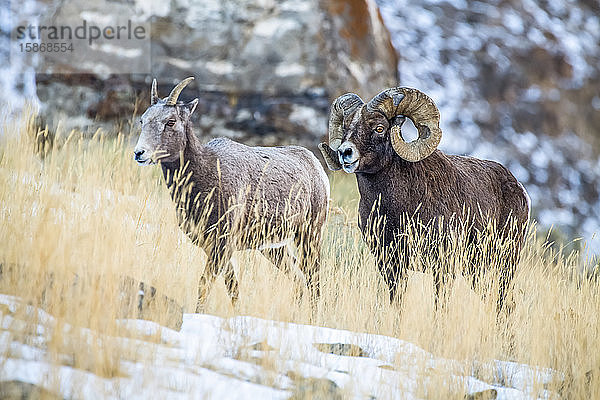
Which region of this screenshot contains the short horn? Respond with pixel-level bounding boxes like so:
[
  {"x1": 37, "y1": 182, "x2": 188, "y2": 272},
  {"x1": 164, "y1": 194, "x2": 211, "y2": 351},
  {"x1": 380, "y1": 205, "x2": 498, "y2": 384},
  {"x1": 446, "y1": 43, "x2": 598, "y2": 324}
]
[
  {"x1": 151, "y1": 78, "x2": 159, "y2": 105},
  {"x1": 328, "y1": 93, "x2": 364, "y2": 150},
  {"x1": 367, "y1": 87, "x2": 441, "y2": 162},
  {"x1": 165, "y1": 77, "x2": 194, "y2": 106}
]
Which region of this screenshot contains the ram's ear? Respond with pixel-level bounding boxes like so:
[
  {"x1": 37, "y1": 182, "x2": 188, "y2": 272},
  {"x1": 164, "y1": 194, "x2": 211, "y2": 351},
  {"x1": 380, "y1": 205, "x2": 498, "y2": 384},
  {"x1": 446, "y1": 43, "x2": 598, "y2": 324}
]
[
  {"x1": 318, "y1": 142, "x2": 342, "y2": 171},
  {"x1": 186, "y1": 98, "x2": 199, "y2": 115}
]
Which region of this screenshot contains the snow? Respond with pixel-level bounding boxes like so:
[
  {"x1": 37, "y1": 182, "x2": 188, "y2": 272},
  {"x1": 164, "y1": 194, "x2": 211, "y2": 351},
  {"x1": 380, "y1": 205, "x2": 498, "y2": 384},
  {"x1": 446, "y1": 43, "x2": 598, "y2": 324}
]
[
  {"x1": 275, "y1": 63, "x2": 306, "y2": 77},
  {"x1": 135, "y1": 0, "x2": 170, "y2": 19},
  {"x1": 205, "y1": 60, "x2": 235, "y2": 75},
  {"x1": 288, "y1": 104, "x2": 326, "y2": 135},
  {"x1": 253, "y1": 17, "x2": 299, "y2": 37},
  {"x1": 0, "y1": 0, "x2": 41, "y2": 120},
  {"x1": 0, "y1": 294, "x2": 559, "y2": 399}
]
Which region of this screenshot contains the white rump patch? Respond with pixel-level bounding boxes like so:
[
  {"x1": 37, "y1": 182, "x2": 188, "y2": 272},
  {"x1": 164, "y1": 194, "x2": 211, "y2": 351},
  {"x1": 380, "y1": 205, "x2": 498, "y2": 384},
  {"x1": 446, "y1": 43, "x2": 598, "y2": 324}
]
[
  {"x1": 258, "y1": 238, "x2": 307, "y2": 286},
  {"x1": 309, "y1": 151, "x2": 331, "y2": 201},
  {"x1": 518, "y1": 181, "x2": 531, "y2": 219}
]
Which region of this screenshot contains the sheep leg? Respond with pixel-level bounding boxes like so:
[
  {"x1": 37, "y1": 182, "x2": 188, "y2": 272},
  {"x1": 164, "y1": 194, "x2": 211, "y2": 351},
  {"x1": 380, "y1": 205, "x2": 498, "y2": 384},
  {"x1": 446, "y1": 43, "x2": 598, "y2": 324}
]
[
  {"x1": 196, "y1": 272, "x2": 218, "y2": 313},
  {"x1": 295, "y1": 234, "x2": 321, "y2": 301},
  {"x1": 380, "y1": 262, "x2": 408, "y2": 305},
  {"x1": 497, "y1": 255, "x2": 516, "y2": 315},
  {"x1": 303, "y1": 243, "x2": 321, "y2": 300},
  {"x1": 223, "y1": 263, "x2": 239, "y2": 304},
  {"x1": 375, "y1": 241, "x2": 408, "y2": 305},
  {"x1": 466, "y1": 259, "x2": 515, "y2": 315},
  {"x1": 426, "y1": 226, "x2": 458, "y2": 311},
  {"x1": 433, "y1": 268, "x2": 456, "y2": 311},
  {"x1": 261, "y1": 245, "x2": 312, "y2": 301},
  {"x1": 466, "y1": 236, "x2": 497, "y2": 309},
  {"x1": 469, "y1": 227, "x2": 519, "y2": 315},
  {"x1": 195, "y1": 241, "x2": 237, "y2": 312},
  {"x1": 261, "y1": 247, "x2": 289, "y2": 269},
  {"x1": 261, "y1": 246, "x2": 304, "y2": 281},
  {"x1": 497, "y1": 225, "x2": 524, "y2": 315}
]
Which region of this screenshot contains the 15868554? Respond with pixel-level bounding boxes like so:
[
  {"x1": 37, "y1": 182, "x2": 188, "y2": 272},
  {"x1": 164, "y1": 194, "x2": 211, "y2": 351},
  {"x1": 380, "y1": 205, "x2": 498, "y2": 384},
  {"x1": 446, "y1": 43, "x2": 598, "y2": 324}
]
[{"x1": 19, "y1": 42, "x2": 74, "y2": 52}]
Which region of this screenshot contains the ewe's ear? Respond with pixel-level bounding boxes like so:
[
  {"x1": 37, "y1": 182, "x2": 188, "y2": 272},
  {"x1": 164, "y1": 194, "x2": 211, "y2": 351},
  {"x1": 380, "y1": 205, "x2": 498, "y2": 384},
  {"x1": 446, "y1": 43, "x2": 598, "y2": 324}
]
[{"x1": 187, "y1": 98, "x2": 199, "y2": 115}]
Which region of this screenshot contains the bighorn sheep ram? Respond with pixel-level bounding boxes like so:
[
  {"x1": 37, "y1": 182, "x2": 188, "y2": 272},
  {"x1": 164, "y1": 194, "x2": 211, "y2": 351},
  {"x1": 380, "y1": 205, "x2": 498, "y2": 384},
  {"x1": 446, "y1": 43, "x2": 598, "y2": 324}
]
[
  {"x1": 318, "y1": 87, "x2": 530, "y2": 312},
  {"x1": 134, "y1": 77, "x2": 329, "y2": 310}
]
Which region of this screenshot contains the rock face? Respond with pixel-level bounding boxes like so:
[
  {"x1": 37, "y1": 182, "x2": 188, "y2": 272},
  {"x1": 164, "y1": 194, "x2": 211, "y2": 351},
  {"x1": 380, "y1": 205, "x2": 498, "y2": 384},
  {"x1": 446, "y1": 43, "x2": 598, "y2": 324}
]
[
  {"x1": 377, "y1": 0, "x2": 600, "y2": 247},
  {"x1": 3, "y1": 0, "x2": 599, "y2": 247},
  {"x1": 27, "y1": 0, "x2": 398, "y2": 154}
]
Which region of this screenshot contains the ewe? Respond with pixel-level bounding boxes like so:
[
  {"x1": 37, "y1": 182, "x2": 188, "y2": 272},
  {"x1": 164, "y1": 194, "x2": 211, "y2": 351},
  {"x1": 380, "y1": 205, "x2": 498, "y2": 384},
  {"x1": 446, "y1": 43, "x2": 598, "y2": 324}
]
[{"x1": 135, "y1": 78, "x2": 329, "y2": 310}]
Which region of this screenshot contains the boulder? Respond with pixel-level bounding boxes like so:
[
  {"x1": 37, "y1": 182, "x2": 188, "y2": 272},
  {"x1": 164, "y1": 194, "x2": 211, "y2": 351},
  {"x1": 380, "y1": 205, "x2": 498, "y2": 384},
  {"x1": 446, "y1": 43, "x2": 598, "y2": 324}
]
[{"x1": 0, "y1": 263, "x2": 183, "y2": 331}]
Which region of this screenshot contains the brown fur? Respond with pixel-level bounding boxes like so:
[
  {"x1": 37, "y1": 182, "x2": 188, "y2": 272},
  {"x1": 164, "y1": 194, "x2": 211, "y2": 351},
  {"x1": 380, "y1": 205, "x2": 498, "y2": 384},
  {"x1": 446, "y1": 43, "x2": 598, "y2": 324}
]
[{"x1": 332, "y1": 104, "x2": 529, "y2": 312}]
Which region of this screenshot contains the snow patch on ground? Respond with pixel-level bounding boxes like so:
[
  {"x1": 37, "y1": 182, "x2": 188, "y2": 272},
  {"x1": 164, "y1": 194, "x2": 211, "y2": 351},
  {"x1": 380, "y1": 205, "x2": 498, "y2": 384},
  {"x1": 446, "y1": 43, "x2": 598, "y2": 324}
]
[{"x1": 0, "y1": 294, "x2": 559, "y2": 399}]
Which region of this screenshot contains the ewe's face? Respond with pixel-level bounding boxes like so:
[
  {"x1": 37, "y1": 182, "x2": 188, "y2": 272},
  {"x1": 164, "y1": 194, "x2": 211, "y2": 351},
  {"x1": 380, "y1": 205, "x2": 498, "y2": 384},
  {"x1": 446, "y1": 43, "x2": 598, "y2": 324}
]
[
  {"x1": 134, "y1": 100, "x2": 197, "y2": 165},
  {"x1": 337, "y1": 105, "x2": 403, "y2": 174}
]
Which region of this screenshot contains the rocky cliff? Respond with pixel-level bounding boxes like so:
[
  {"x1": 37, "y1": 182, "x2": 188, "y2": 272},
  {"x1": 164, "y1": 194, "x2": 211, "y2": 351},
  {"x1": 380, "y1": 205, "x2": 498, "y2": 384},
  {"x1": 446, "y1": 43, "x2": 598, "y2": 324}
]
[
  {"x1": 23, "y1": 0, "x2": 398, "y2": 152},
  {"x1": 377, "y1": 0, "x2": 600, "y2": 250},
  {"x1": 2, "y1": 0, "x2": 599, "y2": 250}
]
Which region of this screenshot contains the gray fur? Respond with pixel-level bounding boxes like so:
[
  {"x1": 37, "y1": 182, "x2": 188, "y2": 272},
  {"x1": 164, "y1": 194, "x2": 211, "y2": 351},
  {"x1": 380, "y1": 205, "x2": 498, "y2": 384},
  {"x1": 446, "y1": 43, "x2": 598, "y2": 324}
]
[{"x1": 134, "y1": 85, "x2": 328, "y2": 311}]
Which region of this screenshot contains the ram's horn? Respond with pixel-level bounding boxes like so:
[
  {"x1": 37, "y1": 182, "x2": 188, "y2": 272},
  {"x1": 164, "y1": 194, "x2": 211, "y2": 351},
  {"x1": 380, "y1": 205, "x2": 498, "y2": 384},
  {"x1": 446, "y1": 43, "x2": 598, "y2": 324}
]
[
  {"x1": 318, "y1": 93, "x2": 364, "y2": 171},
  {"x1": 165, "y1": 77, "x2": 194, "y2": 106},
  {"x1": 327, "y1": 93, "x2": 364, "y2": 150},
  {"x1": 151, "y1": 79, "x2": 159, "y2": 105},
  {"x1": 367, "y1": 87, "x2": 441, "y2": 162}
]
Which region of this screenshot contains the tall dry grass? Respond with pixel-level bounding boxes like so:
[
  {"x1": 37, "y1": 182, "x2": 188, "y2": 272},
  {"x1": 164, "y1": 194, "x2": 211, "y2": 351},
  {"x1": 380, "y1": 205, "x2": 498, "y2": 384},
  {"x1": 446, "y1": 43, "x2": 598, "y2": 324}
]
[{"x1": 0, "y1": 110, "x2": 598, "y2": 398}]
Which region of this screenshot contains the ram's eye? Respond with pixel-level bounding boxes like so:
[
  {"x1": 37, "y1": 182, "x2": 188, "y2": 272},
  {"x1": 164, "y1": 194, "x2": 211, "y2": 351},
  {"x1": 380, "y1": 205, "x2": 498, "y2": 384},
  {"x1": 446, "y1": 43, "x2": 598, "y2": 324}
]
[
  {"x1": 374, "y1": 124, "x2": 385, "y2": 134},
  {"x1": 166, "y1": 118, "x2": 176, "y2": 127}
]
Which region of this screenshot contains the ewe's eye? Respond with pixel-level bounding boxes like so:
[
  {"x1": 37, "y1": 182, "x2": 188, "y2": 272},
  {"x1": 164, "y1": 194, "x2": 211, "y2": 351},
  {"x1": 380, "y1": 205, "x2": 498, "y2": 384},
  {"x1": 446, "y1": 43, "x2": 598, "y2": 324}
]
[
  {"x1": 166, "y1": 118, "x2": 176, "y2": 127},
  {"x1": 374, "y1": 124, "x2": 385, "y2": 135}
]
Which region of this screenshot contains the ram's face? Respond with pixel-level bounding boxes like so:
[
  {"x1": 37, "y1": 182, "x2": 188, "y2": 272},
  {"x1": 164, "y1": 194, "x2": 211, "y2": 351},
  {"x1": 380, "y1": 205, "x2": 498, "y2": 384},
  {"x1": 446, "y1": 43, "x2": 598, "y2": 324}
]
[
  {"x1": 134, "y1": 101, "x2": 195, "y2": 165},
  {"x1": 337, "y1": 106, "x2": 403, "y2": 174}
]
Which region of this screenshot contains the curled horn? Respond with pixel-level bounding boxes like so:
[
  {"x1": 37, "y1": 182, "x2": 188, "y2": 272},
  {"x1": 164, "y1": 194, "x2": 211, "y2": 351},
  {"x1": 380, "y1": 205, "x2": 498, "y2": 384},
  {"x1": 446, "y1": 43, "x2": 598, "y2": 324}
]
[
  {"x1": 151, "y1": 78, "x2": 159, "y2": 105},
  {"x1": 367, "y1": 87, "x2": 442, "y2": 162},
  {"x1": 165, "y1": 77, "x2": 195, "y2": 106},
  {"x1": 319, "y1": 93, "x2": 364, "y2": 171},
  {"x1": 328, "y1": 93, "x2": 364, "y2": 150}
]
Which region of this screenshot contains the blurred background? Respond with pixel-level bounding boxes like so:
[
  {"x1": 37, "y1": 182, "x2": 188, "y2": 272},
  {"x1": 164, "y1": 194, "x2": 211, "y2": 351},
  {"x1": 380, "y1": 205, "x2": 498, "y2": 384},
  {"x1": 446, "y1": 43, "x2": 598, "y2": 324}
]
[{"x1": 1, "y1": 0, "x2": 599, "y2": 251}]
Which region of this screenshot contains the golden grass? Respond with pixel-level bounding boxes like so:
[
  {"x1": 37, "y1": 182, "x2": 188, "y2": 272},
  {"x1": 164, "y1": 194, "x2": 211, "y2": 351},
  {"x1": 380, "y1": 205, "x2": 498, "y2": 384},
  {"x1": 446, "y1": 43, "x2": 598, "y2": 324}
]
[{"x1": 0, "y1": 111, "x2": 599, "y2": 398}]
